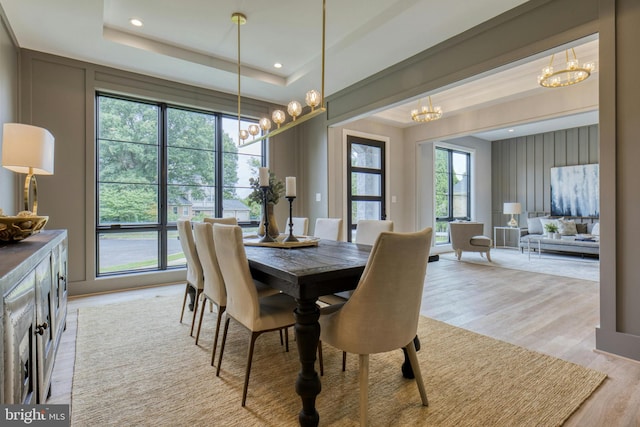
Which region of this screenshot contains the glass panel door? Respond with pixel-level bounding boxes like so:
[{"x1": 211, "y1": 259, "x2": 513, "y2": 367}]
[{"x1": 347, "y1": 136, "x2": 386, "y2": 242}]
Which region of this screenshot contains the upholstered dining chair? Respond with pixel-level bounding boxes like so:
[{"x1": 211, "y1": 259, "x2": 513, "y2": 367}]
[
  {"x1": 291, "y1": 217, "x2": 309, "y2": 236},
  {"x1": 193, "y1": 220, "x2": 279, "y2": 364},
  {"x1": 318, "y1": 227, "x2": 433, "y2": 426},
  {"x1": 177, "y1": 219, "x2": 204, "y2": 336},
  {"x1": 314, "y1": 217, "x2": 343, "y2": 241},
  {"x1": 449, "y1": 221, "x2": 492, "y2": 262},
  {"x1": 319, "y1": 219, "x2": 395, "y2": 307},
  {"x1": 355, "y1": 219, "x2": 394, "y2": 245},
  {"x1": 213, "y1": 224, "x2": 297, "y2": 407}
]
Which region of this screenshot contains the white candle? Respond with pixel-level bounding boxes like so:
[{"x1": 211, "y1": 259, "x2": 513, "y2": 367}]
[
  {"x1": 259, "y1": 167, "x2": 269, "y2": 187},
  {"x1": 286, "y1": 176, "x2": 296, "y2": 197}
]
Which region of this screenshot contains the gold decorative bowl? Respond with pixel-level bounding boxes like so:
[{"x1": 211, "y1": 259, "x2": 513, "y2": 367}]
[{"x1": 0, "y1": 216, "x2": 49, "y2": 242}]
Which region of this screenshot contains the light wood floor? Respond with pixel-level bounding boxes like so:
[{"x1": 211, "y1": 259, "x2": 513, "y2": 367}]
[{"x1": 48, "y1": 255, "x2": 640, "y2": 426}]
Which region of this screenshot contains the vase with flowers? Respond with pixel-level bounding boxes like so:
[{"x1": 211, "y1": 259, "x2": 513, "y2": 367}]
[{"x1": 248, "y1": 170, "x2": 285, "y2": 238}]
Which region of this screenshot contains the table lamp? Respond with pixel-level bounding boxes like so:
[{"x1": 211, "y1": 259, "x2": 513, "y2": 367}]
[
  {"x1": 503, "y1": 202, "x2": 521, "y2": 227},
  {"x1": 2, "y1": 123, "x2": 55, "y2": 215}
]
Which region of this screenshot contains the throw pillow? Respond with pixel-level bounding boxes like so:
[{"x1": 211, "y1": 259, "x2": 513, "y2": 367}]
[
  {"x1": 526, "y1": 217, "x2": 544, "y2": 235},
  {"x1": 576, "y1": 223, "x2": 588, "y2": 234},
  {"x1": 558, "y1": 219, "x2": 577, "y2": 236},
  {"x1": 592, "y1": 222, "x2": 600, "y2": 236}
]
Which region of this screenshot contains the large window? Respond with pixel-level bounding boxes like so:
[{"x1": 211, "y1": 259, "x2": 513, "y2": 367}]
[
  {"x1": 96, "y1": 94, "x2": 264, "y2": 276},
  {"x1": 435, "y1": 147, "x2": 471, "y2": 244}
]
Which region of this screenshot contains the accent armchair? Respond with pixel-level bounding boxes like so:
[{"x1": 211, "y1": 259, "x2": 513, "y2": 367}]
[{"x1": 448, "y1": 221, "x2": 492, "y2": 262}]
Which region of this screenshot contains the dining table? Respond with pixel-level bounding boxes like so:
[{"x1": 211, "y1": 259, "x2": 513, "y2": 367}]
[{"x1": 244, "y1": 237, "x2": 420, "y2": 427}]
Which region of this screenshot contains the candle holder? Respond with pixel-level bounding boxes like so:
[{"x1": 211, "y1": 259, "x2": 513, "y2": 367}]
[
  {"x1": 259, "y1": 186, "x2": 275, "y2": 243},
  {"x1": 283, "y1": 196, "x2": 299, "y2": 243}
]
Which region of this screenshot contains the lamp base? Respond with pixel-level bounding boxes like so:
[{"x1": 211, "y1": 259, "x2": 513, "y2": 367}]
[{"x1": 507, "y1": 216, "x2": 518, "y2": 228}]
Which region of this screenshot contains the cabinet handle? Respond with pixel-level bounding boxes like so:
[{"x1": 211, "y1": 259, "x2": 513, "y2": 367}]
[{"x1": 35, "y1": 322, "x2": 49, "y2": 336}]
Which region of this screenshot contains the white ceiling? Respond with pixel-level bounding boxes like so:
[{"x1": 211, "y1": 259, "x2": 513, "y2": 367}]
[{"x1": 1, "y1": 0, "x2": 598, "y2": 138}]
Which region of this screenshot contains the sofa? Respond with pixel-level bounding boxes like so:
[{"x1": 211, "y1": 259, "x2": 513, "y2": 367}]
[{"x1": 519, "y1": 214, "x2": 599, "y2": 257}]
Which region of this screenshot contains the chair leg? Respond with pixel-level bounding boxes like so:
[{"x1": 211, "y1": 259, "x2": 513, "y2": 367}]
[
  {"x1": 242, "y1": 331, "x2": 261, "y2": 407},
  {"x1": 455, "y1": 249, "x2": 462, "y2": 260},
  {"x1": 359, "y1": 354, "x2": 369, "y2": 427},
  {"x1": 216, "y1": 316, "x2": 231, "y2": 377},
  {"x1": 195, "y1": 296, "x2": 207, "y2": 345},
  {"x1": 486, "y1": 250, "x2": 492, "y2": 262},
  {"x1": 211, "y1": 306, "x2": 225, "y2": 367},
  {"x1": 179, "y1": 284, "x2": 190, "y2": 323},
  {"x1": 317, "y1": 341, "x2": 324, "y2": 376},
  {"x1": 405, "y1": 341, "x2": 428, "y2": 406},
  {"x1": 190, "y1": 289, "x2": 203, "y2": 336},
  {"x1": 279, "y1": 329, "x2": 284, "y2": 345},
  {"x1": 342, "y1": 351, "x2": 347, "y2": 372},
  {"x1": 285, "y1": 327, "x2": 289, "y2": 352}
]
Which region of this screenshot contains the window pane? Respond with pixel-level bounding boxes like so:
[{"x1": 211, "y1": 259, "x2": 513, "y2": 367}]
[
  {"x1": 98, "y1": 183, "x2": 158, "y2": 225},
  {"x1": 98, "y1": 231, "x2": 159, "y2": 274},
  {"x1": 351, "y1": 143, "x2": 381, "y2": 169},
  {"x1": 98, "y1": 140, "x2": 158, "y2": 184},
  {"x1": 167, "y1": 229, "x2": 185, "y2": 268},
  {"x1": 222, "y1": 117, "x2": 261, "y2": 223},
  {"x1": 167, "y1": 109, "x2": 215, "y2": 149},
  {"x1": 98, "y1": 97, "x2": 158, "y2": 143},
  {"x1": 435, "y1": 220, "x2": 450, "y2": 244},
  {"x1": 351, "y1": 172, "x2": 381, "y2": 196},
  {"x1": 167, "y1": 147, "x2": 215, "y2": 185},
  {"x1": 351, "y1": 201, "x2": 381, "y2": 223}
]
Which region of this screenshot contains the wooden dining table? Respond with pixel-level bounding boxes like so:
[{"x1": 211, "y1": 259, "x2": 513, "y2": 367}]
[{"x1": 244, "y1": 238, "x2": 370, "y2": 427}]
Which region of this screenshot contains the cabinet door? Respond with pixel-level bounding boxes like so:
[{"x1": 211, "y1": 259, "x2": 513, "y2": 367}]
[
  {"x1": 51, "y1": 238, "x2": 68, "y2": 345},
  {"x1": 3, "y1": 272, "x2": 37, "y2": 404},
  {"x1": 35, "y1": 256, "x2": 54, "y2": 403}
]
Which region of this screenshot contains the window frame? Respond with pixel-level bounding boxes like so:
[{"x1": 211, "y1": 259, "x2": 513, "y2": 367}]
[
  {"x1": 95, "y1": 92, "x2": 265, "y2": 276},
  {"x1": 434, "y1": 146, "x2": 471, "y2": 245}
]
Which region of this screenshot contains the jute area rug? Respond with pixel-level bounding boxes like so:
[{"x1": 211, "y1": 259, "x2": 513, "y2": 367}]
[
  {"x1": 72, "y1": 295, "x2": 605, "y2": 426},
  {"x1": 439, "y1": 248, "x2": 599, "y2": 282}
]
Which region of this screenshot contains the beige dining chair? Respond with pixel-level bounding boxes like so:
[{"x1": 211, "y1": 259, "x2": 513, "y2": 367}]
[
  {"x1": 318, "y1": 227, "x2": 433, "y2": 426},
  {"x1": 355, "y1": 219, "x2": 394, "y2": 245},
  {"x1": 319, "y1": 219, "x2": 395, "y2": 307},
  {"x1": 193, "y1": 220, "x2": 279, "y2": 365},
  {"x1": 291, "y1": 217, "x2": 309, "y2": 236},
  {"x1": 213, "y1": 224, "x2": 297, "y2": 407},
  {"x1": 314, "y1": 217, "x2": 343, "y2": 241},
  {"x1": 177, "y1": 219, "x2": 204, "y2": 336}
]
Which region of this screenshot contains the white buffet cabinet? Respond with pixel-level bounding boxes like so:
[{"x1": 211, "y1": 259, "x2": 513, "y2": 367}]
[{"x1": 0, "y1": 230, "x2": 68, "y2": 404}]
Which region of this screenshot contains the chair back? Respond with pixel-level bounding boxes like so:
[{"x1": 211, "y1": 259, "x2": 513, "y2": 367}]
[
  {"x1": 314, "y1": 218, "x2": 343, "y2": 241},
  {"x1": 212, "y1": 224, "x2": 260, "y2": 328},
  {"x1": 323, "y1": 228, "x2": 433, "y2": 354},
  {"x1": 355, "y1": 220, "x2": 394, "y2": 245},
  {"x1": 203, "y1": 217, "x2": 238, "y2": 226},
  {"x1": 177, "y1": 219, "x2": 204, "y2": 290},
  {"x1": 193, "y1": 222, "x2": 227, "y2": 307},
  {"x1": 449, "y1": 222, "x2": 484, "y2": 250},
  {"x1": 291, "y1": 217, "x2": 309, "y2": 236}
]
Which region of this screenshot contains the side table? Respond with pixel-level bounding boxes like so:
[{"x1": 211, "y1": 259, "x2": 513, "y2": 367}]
[{"x1": 493, "y1": 226, "x2": 521, "y2": 249}]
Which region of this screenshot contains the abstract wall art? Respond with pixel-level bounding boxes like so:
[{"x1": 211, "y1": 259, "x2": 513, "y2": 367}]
[{"x1": 550, "y1": 164, "x2": 599, "y2": 217}]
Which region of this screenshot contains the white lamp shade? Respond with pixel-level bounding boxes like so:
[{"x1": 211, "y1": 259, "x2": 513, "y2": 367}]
[
  {"x1": 503, "y1": 202, "x2": 522, "y2": 215},
  {"x1": 2, "y1": 123, "x2": 55, "y2": 175}
]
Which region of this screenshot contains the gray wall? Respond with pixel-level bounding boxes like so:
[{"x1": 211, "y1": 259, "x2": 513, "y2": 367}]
[
  {"x1": 491, "y1": 124, "x2": 599, "y2": 238},
  {"x1": 0, "y1": 6, "x2": 18, "y2": 214}
]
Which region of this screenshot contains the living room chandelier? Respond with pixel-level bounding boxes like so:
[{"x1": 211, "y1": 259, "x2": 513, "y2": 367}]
[
  {"x1": 537, "y1": 48, "x2": 595, "y2": 88},
  {"x1": 233, "y1": 0, "x2": 326, "y2": 147},
  {"x1": 410, "y1": 96, "x2": 443, "y2": 123}
]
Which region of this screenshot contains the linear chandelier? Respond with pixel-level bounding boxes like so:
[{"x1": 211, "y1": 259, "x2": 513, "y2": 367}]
[
  {"x1": 410, "y1": 96, "x2": 443, "y2": 123},
  {"x1": 233, "y1": 0, "x2": 326, "y2": 147},
  {"x1": 538, "y1": 48, "x2": 595, "y2": 88}
]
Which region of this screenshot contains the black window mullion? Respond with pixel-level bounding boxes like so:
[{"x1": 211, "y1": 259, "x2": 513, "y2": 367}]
[
  {"x1": 215, "y1": 115, "x2": 223, "y2": 218},
  {"x1": 159, "y1": 103, "x2": 168, "y2": 270}
]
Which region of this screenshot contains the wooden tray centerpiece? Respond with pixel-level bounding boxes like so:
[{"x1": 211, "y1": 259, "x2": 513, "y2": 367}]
[{"x1": 243, "y1": 234, "x2": 320, "y2": 248}]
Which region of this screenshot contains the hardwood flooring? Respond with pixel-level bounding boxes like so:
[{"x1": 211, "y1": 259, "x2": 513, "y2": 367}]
[{"x1": 48, "y1": 257, "x2": 640, "y2": 426}]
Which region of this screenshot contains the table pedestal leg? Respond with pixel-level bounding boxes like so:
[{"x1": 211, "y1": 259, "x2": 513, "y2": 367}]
[{"x1": 294, "y1": 298, "x2": 321, "y2": 427}]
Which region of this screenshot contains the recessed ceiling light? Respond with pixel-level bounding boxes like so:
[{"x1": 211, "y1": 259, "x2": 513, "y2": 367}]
[
  {"x1": 274, "y1": 63, "x2": 283, "y2": 69},
  {"x1": 130, "y1": 18, "x2": 143, "y2": 27}
]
